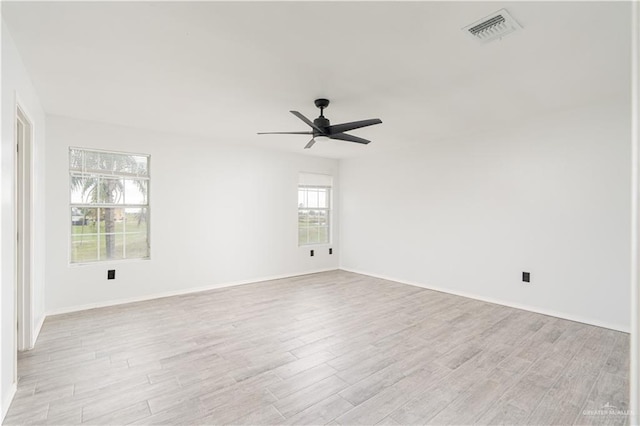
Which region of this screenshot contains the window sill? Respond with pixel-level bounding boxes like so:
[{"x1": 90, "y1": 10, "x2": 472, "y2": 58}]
[{"x1": 69, "y1": 257, "x2": 151, "y2": 267}]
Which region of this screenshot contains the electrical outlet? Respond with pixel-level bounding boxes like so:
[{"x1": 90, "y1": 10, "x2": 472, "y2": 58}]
[
  {"x1": 522, "y1": 272, "x2": 530, "y2": 283},
  {"x1": 329, "y1": 248, "x2": 333, "y2": 255},
  {"x1": 310, "y1": 250, "x2": 314, "y2": 257},
  {"x1": 108, "y1": 270, "x2": 116, "y2": 280}
]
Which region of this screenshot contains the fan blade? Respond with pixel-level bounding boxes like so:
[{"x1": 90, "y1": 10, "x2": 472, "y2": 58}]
[
  {"x1": 329, "y1": 133, "x2": 371, "y2": 145},
  {"x1": 290, "y1": 111, "x2": 325, "y2": 133},
  {"x1": 257, "y1": 131, "x2": 313, "y2": 135},
  {"x1": 304, "y1": 138, "x2": 316, "y2": 149},
  {"x1": 326, "y1": 118, "x2": 382, "y2": 135}
]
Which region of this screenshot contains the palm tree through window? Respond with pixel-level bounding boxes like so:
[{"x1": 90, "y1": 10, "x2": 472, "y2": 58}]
[{"x1": 69, "y1": 148, "x2": 150, "y2": 263}]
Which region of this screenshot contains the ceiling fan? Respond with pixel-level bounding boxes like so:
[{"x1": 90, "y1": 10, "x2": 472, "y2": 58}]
[{"x1": 258, "y1": 99, "x2": 382, "y2": 149}]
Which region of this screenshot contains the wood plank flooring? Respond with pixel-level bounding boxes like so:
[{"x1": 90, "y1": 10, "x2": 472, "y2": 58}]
[{"x1": 3, "y1": 270, "x2": 630, "y2": 425}]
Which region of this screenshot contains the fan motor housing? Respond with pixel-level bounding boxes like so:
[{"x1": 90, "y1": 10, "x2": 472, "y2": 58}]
[{"x1": 314, "y1": 117, "x2": 330, "y2": 130}]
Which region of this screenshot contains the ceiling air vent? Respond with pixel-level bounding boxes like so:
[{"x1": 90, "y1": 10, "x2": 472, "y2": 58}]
[{"x1": 463, "y1": 9, "x2": 522, "y2": 43}]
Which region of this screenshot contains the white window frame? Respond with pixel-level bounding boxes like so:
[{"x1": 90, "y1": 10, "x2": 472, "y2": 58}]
[
  {"x1": 69, "y1": 147, "x2": 150, "y2": 264},
  {"x1": 298, "y1": 184, "x2": 332, "y2": 246}
]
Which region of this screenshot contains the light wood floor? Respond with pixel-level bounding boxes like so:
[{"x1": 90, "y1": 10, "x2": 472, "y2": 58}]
[{"x1": 3, "y1": 270, "x2": 630, "y2": 425}]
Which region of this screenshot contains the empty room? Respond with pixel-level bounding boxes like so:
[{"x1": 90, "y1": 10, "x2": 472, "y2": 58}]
[{"x1": 1, "y1": 1, "x2": 638, "y2": 425}]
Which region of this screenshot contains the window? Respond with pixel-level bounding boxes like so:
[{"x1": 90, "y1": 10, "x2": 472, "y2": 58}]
[
  {"x1": 69, "y1": 148, "x2": 150, "y2": 263},
  {"x1": 298, "y1": 173, "x2": 332, "y2": 245}
]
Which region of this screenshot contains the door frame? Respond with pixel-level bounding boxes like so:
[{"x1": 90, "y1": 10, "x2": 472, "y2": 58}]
[{"x1": 14, "y1": 98, "x2": 35, "y2": 359}]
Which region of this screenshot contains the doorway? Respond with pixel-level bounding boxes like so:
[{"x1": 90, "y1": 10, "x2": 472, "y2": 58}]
[{"x1": 15, "y1": 104, "x2": 33, "y2": 360}]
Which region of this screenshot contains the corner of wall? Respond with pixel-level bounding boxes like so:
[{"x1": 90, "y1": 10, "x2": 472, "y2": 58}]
[{"x1": 1, "y1": 20, "x2": 47, "y2": 421}]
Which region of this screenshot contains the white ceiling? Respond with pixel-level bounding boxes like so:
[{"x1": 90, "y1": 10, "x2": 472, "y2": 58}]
[{"x1": 2, "y1": 1, "x2": 631, "y2": 159}]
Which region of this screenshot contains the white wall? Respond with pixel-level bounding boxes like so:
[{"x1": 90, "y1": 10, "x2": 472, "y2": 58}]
[
  {"x1": 0, "y1": 22, "x2": 47, "y2": 420},
  {"x1": 339, "y1": 96, "x2": 631, "y2": 332},
  {"x1": 45, "y1": 116, "x2": 339, "y2": 313}
]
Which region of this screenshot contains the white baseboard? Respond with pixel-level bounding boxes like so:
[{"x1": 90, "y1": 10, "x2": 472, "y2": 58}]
[
  {"x1": 340, "y1": 267, "x2": 630, "y2": 333},
  {"x1": 1, "y1": 382, "x2": 17, "y2": 423},
  {"x1": 46, "y1": 268, "x2": 339, "y2": 317},
  {"x1": 32, "y1": 313, "x2": 45, "y2": 347}
]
